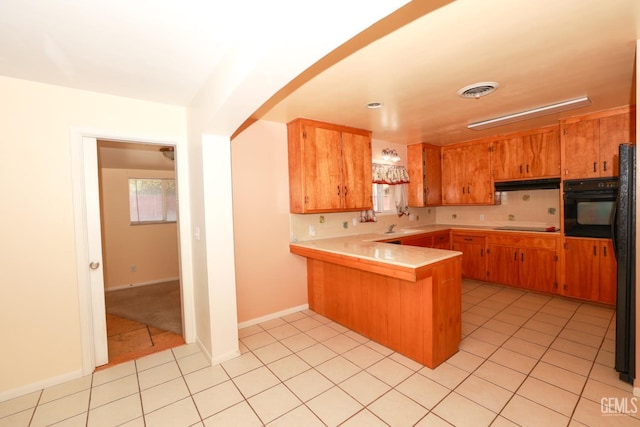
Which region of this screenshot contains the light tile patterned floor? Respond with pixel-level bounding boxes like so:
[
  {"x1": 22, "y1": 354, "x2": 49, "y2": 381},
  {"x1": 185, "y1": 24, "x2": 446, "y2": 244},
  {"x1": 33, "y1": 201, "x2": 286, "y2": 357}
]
[{"x1": 2, "y1": 280, "x2": 640, "y2": 426}]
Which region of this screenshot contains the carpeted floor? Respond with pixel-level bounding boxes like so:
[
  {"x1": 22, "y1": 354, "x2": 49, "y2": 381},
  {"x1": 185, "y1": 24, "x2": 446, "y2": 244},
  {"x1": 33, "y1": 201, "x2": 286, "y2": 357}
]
[{"x1": 105, "y1": 280, "x2": 182, "y2": 335}]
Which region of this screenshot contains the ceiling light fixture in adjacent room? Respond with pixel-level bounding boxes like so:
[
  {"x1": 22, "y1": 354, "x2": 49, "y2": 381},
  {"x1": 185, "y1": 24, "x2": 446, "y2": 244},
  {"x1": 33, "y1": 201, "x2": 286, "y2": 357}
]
[
  {"x1": 160, "y1": 146, "x2": 175, "y2": 160},
  {"x1": 467, "y1": 96, "x2": 592, "y2": 130}
]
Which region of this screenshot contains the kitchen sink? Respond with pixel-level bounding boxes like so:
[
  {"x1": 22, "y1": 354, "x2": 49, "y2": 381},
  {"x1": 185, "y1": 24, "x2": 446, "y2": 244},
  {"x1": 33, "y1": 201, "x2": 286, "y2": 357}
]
[{"x1": 379, "y1": 228, "x2": 422, "y2": 235}]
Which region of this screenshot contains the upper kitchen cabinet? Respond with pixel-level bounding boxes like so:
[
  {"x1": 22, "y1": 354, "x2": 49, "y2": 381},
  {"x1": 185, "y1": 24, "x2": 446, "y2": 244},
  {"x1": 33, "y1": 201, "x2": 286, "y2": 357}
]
[
  {"x1": 561, "y1": 107, "x2": 636, "y2": 179},
  {"x1": 442, "y1": 141, "x2": 493, "y2": 205},
  {"x1": 407, "y1": 143, "x2": 441, "y2": 206},
  {"x1": 492, "y1": 126, "x2": 560, "y2": 181},
  {"x1": 288, "y1": 118, "x2": 372, "y2": 213}
]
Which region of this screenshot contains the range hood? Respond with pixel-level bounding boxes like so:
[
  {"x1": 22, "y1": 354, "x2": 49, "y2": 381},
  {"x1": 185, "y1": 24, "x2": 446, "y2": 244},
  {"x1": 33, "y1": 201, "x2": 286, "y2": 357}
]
[{"x1": 494, "y1": 178, "x2": 561, "y2": 192}]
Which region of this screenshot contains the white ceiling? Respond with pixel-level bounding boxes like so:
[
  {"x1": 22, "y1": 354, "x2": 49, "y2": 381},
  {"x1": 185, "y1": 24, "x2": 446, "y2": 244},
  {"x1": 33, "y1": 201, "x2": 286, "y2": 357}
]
[
  {"x1": 259, "y1": 0, "x2": 640, "y2": 145},
  {"x1": 2, "y1": 0, "x2": 640, "y2": 153}
]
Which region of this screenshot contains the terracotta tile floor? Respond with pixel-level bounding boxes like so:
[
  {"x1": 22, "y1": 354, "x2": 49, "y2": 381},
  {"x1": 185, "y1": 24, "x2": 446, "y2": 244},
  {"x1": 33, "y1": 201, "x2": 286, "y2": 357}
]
[
  {"x1": 3, "y1": 280, "x2": 640, "y2": 426},
  {"x1": 103, "y1": 313, "x2": 185, "y2": 369}
]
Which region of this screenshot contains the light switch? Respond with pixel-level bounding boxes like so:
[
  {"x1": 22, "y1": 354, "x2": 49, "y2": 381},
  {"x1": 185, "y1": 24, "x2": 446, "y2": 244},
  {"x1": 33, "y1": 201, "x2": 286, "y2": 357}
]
[{"x1": 309, "y1": 225, "x2": 315, "y2": 236}]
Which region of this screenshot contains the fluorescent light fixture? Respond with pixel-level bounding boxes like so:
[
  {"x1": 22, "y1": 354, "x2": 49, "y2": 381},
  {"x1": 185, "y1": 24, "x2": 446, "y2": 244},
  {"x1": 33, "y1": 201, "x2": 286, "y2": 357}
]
[{"x1": 468, "y1": 96, "x2": 591, "y2": 130}]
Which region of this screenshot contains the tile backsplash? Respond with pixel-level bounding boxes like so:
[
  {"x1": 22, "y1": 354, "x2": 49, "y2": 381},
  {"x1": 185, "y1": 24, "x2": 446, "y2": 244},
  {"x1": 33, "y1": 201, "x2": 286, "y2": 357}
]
[
  {"x1": 436, "y1": 189, "x2": 560, "y2": 228},
  {"x1": 290, "y1": 207, "x2": 436, "y2": 241},
  {"x1": 290, "y1": 189, "x2": 560, "y2": 241}
]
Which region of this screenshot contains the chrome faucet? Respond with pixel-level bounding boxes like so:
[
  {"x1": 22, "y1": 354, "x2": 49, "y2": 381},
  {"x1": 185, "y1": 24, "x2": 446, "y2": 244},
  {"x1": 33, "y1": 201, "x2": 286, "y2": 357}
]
[{"x1": 387, "y1": 224, "x2": 397, "y2": 233}]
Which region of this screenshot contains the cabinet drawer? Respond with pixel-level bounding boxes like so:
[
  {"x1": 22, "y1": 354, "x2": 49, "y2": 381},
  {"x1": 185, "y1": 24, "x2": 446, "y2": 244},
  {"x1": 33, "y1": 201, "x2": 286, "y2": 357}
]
[
  {"x1": 452, "y1": 234, "x2": 485, "y2": 245},
  {"x1": 486, "y1": 233, "x2": 558, "y2": 250}
]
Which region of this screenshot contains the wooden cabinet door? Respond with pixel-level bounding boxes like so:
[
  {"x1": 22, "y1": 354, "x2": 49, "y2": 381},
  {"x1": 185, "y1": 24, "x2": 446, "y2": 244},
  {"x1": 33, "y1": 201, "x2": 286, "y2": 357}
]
[
  {"x1": 520, "y1": 248, "x2": 557, "y2": 293},
  {"x1": 442, "y1": 146, "x2": 465, "y2": 204},
  {"x1": 563, "y1": 120, "x2": 600, "y2": 180},
  {"x1": 431, "y1": 231, "x2": 450, "y2": 249},
  {"x1": 465, "y1": 142, "x2": 492, "y2": 204},
  {"x1": 599, "y1": 240, "x2": 617, "y2": 304},
  {"x1": 524, "y1": 129, "x2": 560, "y2": 178},
  {"x1": 492, "y1": 137, "x2": 522, "y2": 180},
  {"x1": 599, "y1": 113, "x2": 632, "y2": 177},
  {"x1": 341, "y1": 131, "x2": 372, "y2": 210},
  {"x1": 401, "y1": 234, "x2": 433, "y2": 247},
  {"x1": 407, "y1": 144, "x2": 426, "y2": 206},
  {"x1": 407, "y1": 144, "x2": 441, "y2": 206},
  {"x1": 486, "y1": 245, "x2": 518, "y2": 286},
  {"x1": 425, "y1": 145, "x2": 442, "y2": 205},
  {"x1": 563, "y1": 238, "x2": 599, "y2": 300},
  {"x1": 303, "y1": 125, "x2": 343, "y2": 211},
  {"x1": 452, "y1": 235, "x2": 486, "y2": 281}
]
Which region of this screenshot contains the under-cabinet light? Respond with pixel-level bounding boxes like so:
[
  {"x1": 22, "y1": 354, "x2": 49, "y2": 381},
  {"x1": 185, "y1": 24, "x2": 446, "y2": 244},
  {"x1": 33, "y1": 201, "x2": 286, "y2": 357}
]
[{"x1": 468, "y1": 96, "x2": 591, "y2": 130}]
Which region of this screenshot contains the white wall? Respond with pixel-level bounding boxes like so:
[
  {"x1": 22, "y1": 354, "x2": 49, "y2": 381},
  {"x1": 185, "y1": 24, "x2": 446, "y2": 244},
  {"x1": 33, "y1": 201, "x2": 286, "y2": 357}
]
[{"x1": 0, "y1": 76, "x2": 187, "y2": 398}]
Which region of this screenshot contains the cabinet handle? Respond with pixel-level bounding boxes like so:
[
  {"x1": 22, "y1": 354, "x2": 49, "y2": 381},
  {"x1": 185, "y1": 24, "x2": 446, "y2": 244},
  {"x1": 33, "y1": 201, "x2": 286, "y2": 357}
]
[
  {"x1": 337, "y1": 186, "x2": 340, "y2": 196},
  {"x1": 481, "y1": 248, "x2": 484, "y2": 257},
  {"x1": 603, "y1": 161, "x2": 607, "y2": 171},
  {"x1": 467, "y1": 186, "x2": 470, "y2": 194},
  {"x1": 593, "y1": 245, "x2": 597, "y2": 256},
  {"x1": 521, "y1": 253, "x2": 524, "y2": 262},
  {"x1": 514, "y1": 251, "x2": 517, "y2": 261},
  {"x1": 519, "y1": 165, "x2": 523, "y2": 174},
  {"x1": 603, "y1": 246, "x2": 607, "y2": 256},
  {"x1": 462, "y1": 186, "x2": 466, "y2": 194},
  {"x1": 526, "y1": 164, "x2": 530, "y2": 173},
  {"x1": 593, "y1": 162, "x2": 597, "y2": 172},
  {"x1": 464, "y1": 237, "x2": 472, "y2": 241},
  {"x1": 344, "y1": 186, "x2": 348, "y2": 196}
]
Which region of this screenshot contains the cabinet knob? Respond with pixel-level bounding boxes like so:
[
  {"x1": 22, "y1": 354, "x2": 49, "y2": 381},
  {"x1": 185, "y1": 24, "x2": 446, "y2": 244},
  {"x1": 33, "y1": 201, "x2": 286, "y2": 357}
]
[
  {"x1": 603, "y1": 161, "x2": 608, "y2": 172},
  {"x1": 337, "y1": 186, "x2": 340, "y2": 195},
  {"x1": 593, "y1": 162, "x2": 597, "y2": 172}
]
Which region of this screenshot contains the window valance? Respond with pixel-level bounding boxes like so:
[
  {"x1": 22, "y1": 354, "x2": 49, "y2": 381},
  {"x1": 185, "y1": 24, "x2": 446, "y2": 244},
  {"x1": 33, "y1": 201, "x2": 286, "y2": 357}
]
[{"x1": 372, "y1": 163, "x2": 410, "y2": 185}]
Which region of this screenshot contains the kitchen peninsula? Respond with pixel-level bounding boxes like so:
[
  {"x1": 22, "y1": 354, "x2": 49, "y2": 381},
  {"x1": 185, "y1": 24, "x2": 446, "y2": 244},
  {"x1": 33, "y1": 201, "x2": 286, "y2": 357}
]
[{"x1": 290, "y1": 232, "x2": 462, "y2": 368}]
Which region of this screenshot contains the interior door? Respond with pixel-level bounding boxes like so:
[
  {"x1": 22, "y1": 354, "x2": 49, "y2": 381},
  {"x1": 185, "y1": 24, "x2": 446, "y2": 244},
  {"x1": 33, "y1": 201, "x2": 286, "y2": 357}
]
[{"x1": 82, "y1": 136, "x2": 109, "y2": 366}]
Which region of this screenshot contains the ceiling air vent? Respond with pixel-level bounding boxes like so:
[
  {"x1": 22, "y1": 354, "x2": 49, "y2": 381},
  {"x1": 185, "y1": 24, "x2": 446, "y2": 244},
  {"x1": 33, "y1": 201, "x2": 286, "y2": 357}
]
[{"x1": 457, "y1": 82, "x2": 499, "y2": 99}]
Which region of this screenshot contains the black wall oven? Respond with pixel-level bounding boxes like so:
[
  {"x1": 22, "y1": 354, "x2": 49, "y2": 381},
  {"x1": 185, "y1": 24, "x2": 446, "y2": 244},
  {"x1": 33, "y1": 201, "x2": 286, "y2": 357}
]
[{"x1": 563, "y1": 177, "x2": 618, "y2": 238}]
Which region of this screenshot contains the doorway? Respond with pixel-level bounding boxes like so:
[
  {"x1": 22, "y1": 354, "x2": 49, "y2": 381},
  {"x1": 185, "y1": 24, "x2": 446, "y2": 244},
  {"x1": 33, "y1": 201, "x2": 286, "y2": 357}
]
[
  {"x1": 71, "y1": 131, "x2": 195, "y2": 374},
  {"x1": 97, "y1": 140, "x2": 184, "y2": 367}
]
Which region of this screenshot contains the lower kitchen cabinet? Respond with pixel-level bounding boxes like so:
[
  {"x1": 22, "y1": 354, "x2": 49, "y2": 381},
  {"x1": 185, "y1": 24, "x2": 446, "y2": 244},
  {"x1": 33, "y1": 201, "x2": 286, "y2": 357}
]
[
  {"x1": 431, "y1": 230, "x2": 451, "y2": 250},
  {"x1": 486, "y1": 234, "x2": 558, "y2": 293},
  {"x1": 400, "y1": 234, "x2": 433, "y2": 247},
  {"x1": 451, "y1": 232, "x2": 486, "y2": 280},
  {"x1": 563, "y1": 237, "x2": 616, "y2": 304}
]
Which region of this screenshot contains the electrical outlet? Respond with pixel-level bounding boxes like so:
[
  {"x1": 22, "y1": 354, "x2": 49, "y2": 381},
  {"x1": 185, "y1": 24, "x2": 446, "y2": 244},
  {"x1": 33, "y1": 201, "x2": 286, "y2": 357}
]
[
  {"x1": 352, "y1": 217, "x2": 358, "y2": 226},
  {"x1": 130, "y1": 265, "x2": 136, "y2": 273},
  {"x1": 343, "y1": 221, "x2": 348, "y2": 229},
  {"x1": 309, "y1": 225, "x2": 315, "y2": 236},
  {"x1": 480, "y1": 214, "x2": 485, "y2": 221}
]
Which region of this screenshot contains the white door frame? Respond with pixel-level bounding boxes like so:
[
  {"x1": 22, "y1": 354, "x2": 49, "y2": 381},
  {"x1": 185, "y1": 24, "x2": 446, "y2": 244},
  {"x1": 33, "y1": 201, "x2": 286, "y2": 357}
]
[{"x1": 71, "y1": 128, "x2": 194, "y2": 374}]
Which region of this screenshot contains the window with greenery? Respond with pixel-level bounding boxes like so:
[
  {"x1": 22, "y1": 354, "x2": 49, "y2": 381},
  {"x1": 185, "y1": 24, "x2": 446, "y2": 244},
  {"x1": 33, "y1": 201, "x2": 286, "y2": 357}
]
[{"x1": 129, "y1": 178, "x2": 177, "y2": 224}]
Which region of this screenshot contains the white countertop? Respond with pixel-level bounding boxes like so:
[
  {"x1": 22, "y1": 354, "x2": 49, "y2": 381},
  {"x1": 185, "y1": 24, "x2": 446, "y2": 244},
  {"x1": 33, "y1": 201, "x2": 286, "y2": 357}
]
[
  {"x1": 290, "y1": 224, "x2": 561, "y2": 269},
  {"x1": 290, "y1": 226, "x2": 461, "y2": 269}
]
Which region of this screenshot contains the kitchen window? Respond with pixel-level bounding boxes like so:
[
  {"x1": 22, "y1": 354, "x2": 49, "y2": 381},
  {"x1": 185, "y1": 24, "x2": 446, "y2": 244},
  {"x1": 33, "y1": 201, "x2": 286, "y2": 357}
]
[
  {"x1": 129, "y1": 178, "x2": 177, "y2": 224},
  {"x1": 372, "y1": 164, "x2": 410, "y2": 216}
]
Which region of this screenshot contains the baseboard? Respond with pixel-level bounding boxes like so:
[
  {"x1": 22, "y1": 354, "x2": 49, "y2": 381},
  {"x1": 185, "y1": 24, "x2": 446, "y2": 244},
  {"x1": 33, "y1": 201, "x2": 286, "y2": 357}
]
[
  {"x1": 105, "y1": 277, "x2": 180, "y2": 292},
  {"x1": 237, "y1": 304, "x2": 309, "y2": 330},
  {"x1": 0, "y1": 369, "x2": 84, "y2": 403},
  {"x1": 195, "y1": 337, "x2": 241, "y2": 366}
]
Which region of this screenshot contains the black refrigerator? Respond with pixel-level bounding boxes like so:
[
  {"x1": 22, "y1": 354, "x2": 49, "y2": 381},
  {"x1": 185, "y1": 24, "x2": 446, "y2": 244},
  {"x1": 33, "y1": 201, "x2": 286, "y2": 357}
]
[{"x1": 615, "y1": 143, "x2": 636, "y2": 384}]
